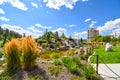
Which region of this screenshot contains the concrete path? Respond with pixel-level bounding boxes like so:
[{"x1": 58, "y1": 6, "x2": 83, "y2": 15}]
[{"x1": 92, "y1": 64, "x2": 120, "y2": 80}]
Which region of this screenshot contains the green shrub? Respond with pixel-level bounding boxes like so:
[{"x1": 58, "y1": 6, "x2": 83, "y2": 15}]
[
  {"x1": 92, "y1": 74, "x2": 104, "y2": 80},
  {"x1": 28, "y1": 75, "x2": 42, "y2": 80},
  {"x1": 80, "y1": 54, "x2": 88, "y2": 60},
  {"x1": 54, "y1": 59, "x2": 62, "y2": 65},
  {"x1": 82, "y1": 65, "x2": 95, "y2": 80},
  {"x1": 50, "y1": 53, "x2": 59, "y2": 59},
  {"x1": 71, "y1": 75, "x2": 86, "y2": 80},
  {"x1": 48, "y1": 65, "x2": 63, "y2": 76},
  {"x1": 0, "y1": 51, "x2": 3, "y2": 58},
  {"x1": 72, "y1": 57, "x2": 81, "y2": 66},
  {"x1": 68, "y1": 62, "x2": 78, "y2": 73},
  {"x1": 0, "y1": 76, "x2": 15, "y2": 80},
  {"x1": 0, "y1": 67, "x2": 16, "y2": 80},
  {"x1": 62, "y1": 57, "x2": 80, "y2": 73}
]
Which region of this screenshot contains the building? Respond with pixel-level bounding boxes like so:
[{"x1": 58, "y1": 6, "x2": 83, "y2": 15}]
[{"x1": 87, "y1": 28, "x2": 99, "y2": 42}]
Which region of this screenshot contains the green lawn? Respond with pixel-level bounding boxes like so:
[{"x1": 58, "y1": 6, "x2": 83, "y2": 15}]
[{"x1": 90, "y1": 46, "x2": 120, "y2": 63}]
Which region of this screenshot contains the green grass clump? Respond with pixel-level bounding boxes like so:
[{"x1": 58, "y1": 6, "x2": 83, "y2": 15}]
[
  {"x1": 81, "y1": 65, "x2": 95, "y2": 80},
  {"x1": 48, "y1": 65, "x2": 63, "y2": 76},
  {"x1": 0, "y1": 67, "x2": 16, "y2": 80},
  {"x1": 90, "y1": 46, "x2": 120, "y2": 63},
  {"x1": 0, "y1": 51, "x2": 3, "y2": 58},
  {"x1": 54, "y1": 59, "x2": 62, "y2": 66},
  {"x1": 62, "y1": 57, "x2": 81, "y2": 73},
  {"x1": 0, "y1": 75, "x2": 15, "y2": 80},
  {"x1": 71, "y1": 75, "x2": 86, "y2": 80},
  {"x1": 28, "y1": 75, "x2": 42, "y2": 80}
]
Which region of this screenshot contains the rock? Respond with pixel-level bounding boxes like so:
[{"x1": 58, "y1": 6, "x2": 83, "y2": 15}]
[
  {"x1": 105, "y1": 43, "x2": 112, "y2": 51},
  {"x1": 0, "y1": 56, "x2": 5, "y2": 62},
  {"x1": 0, "y1": 69, "x2": 3, "y2": 74},
  {"x1": 80, "y1": 47, "x2": 85, "y2": 55}
]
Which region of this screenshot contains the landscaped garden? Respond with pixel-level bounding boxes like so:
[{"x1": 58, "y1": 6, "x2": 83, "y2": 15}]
[
  {"x1": 90, "y1": 45, "x2": 120, "y2": 63},
  {"x1": 1, "y1": 27, "x2": 120, "y2": 79},
  {"x1": 0, "y1": 37, "x2": 103, "y2": 80}
]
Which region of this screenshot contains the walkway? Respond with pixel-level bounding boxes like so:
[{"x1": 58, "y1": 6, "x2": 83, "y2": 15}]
[{"x1": 93, "y1": 64, "x2": 120, "y2": 80}]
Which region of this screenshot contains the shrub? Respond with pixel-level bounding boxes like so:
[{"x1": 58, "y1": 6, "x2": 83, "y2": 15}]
[
  {"x1": 62, "y1": 57, "x2": 79, "y2": 73},
  {"x1": 0, "y1": 67, "x2": 16, "y2": 80},
  {"x1": 4, "y1": 39, "x2": 20, "y2": 69},
  {"x1": 54, "y1": 59, "x2": 62, "y2": 66},
  {"x1": 72, "y1": 57, "x2": 81, "y2": 66},
  {"x1": 50, "y1": 53, "x2": 59, "y2": 59},
  {"x1": 22, "y1": 37, "x2": 40, "y2": 70},
  {"x1": 80, "y1": 54, "x2": 88, "y2": 60},
  {"x1": 82, "y1": 65, "x2": 95, "y2": 80},
  {"x1": 28, "y1": 75, "x2": 42, "y2": 80},
  {"x1": 0, "y1": 75, "x2": 15, "y2": 80},
  {"x1": 0, "y1": 51, "x2": 3, "y2": 58},
  {"x1": 48, "y1": 65, "x2": 63, "y2": 76},
  {"x1": 71, "y1": 75, "x2": 86, "y2": 80}
]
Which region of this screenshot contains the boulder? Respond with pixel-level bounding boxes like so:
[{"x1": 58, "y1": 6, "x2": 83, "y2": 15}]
[{"x1": 105, "y1": 43, "x2": 112, "y2": 51}]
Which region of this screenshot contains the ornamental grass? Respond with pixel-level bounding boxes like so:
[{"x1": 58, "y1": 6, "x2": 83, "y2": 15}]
[
  {"x1": 4, "y1": 37, "x2": 40, "y2": 70},
  {"x1": 21, "y1": 37, "x2": 40, "y2": 70},
  {"x1": 5, "y1": 39, "x2": 20, "y2": 69}
]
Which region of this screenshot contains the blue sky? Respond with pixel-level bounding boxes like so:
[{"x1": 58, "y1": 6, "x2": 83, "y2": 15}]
[{"x1": 0, "y1": 0, "x2": 120, "y2": 39}]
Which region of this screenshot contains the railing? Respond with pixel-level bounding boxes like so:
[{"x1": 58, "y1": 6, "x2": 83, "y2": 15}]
[{"x1": 95, "y1": 54, "x2": 120, "y2": 78}]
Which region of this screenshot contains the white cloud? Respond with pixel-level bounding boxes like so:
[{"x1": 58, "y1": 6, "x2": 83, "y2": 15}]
[
  {"x1": 69, "y1": 24, "x2": 76, "y2": 27},
  {"x1": 43, "y1": 0, "x2": 79, "y2": 10},
  {"x1": 0, "y1": 0, "x2": 28, "y2": 11},
  {"x1": 1, "y1": 24, "x2": 42, "y2": 38},
  {"x1": 84, "y1": 18, "x2": 91, "y2": 22},
  {"x1": 0, "y1": 8, "x2": 5, "y2": 14},
  {"x1": 28, "y1": 26, "x2": 42, "y2": 33},
  {"x1": 35, "y1": 24, "x2": 52, "y2": 29},
  {"x1": 81, "y1": 0, "x2": 88, "y2": 2},
  {"x1": 97, "y1": 18, "x2": 120, "y2": 34},
  {"x1": 31, "y1": 2, "x2": 38, "y2": 8},
  {"x1": 0, "y1": 16, "x2": 10, "y2": 21},
  {"x1": 73, "y1": 31, "x2": 87, "y2": 39},
  {"x1": 1, "y1": 24, "x2": 24, "y2": 34},
  {"x1": 52, "y1": 28, "x2": 67, "y2": 35},
  {"x1": 89, "y1": 21, "x2": 96, "y2": 28}
]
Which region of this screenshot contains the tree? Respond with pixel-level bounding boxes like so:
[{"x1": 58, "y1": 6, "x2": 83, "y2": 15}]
[
  {"x1": 103, "y1": 36, "x2": 111, "y2": 42},
  {"x1": 46, "y1": 32, "x2": 51, "y2": 44},
  {"x1": 118, "y1": 36, "x2": 120, "y2": 42},
  {"x1": 60, "y1": 33, "x2": 66, "y2": 39},
  {"x1": 93, "y1": 35, "x2": 102, "y2": 42},
  {"x1": 2, "y1": 29, "x2": 9, "y2": 46},
  {"x1": 80, "y1": 38, "x2": 83, "y2": 44}
]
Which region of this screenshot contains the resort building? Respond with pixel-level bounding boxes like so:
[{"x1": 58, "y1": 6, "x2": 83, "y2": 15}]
[{"x1": 87, "y1": 28, "x2": 99, "y2": 42}]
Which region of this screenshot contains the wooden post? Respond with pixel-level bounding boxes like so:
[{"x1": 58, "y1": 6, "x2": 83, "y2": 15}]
[{"x1": 96, "y1": 54, "x2": 99, "y2": 74}]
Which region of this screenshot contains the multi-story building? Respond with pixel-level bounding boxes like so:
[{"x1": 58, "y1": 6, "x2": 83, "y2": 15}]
[{"x1": 87, "y1": 28, "x2": 99, "y2": 42}]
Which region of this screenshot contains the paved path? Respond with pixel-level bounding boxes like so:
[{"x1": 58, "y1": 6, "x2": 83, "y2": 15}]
[{"x1": 92, "y1": 64, "x2": 120, "y2": 80}]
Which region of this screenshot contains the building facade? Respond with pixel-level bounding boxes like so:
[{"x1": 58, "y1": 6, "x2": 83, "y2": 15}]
[{"x1": 87, "y1": 28, "x2": 99, "y2": 42}]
